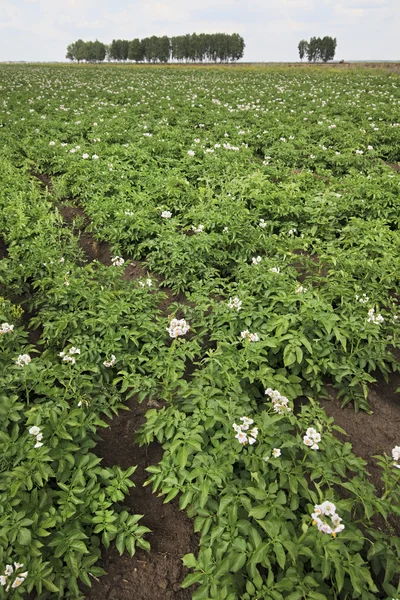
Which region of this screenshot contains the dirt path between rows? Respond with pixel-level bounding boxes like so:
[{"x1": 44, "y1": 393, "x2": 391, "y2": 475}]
[{"x1": 85, "y1": 397, "x2": 197, "y2": 600}]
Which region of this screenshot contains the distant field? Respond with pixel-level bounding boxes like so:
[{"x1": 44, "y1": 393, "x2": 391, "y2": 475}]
[{"x1": 1, "y1": 60, "x2": 400, "y2": 71}]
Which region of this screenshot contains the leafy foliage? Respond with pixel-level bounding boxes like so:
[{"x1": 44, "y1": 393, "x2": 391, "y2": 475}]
[{"x1": 0, "y1": 63, "x2": 400, "y2": 598}]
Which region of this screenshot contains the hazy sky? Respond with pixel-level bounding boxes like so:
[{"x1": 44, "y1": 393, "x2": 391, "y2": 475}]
[{"x1": 0, "y1": 0, "x2": 399, "y2": 62}]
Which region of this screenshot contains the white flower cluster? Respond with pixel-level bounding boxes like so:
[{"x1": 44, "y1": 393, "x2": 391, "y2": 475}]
[
  {"x1": 0, "y1": 323, "x2": 14, "y2": 334},
  {"x1": 161, "y1": 210, "x2": 172, "y2": 219},
  {"x1": 29, "y1": 425, "x2": 43, "y2": 448},
  {"x1": 296, "y1": 285, "x2": 307, "y2": 294},
  {"x1": 223, "y1": 142, "x2": 239, "y2": 151},
  {"x1": 187, "y1": 150, "x2": 195, "y2": 156},
  {"x1": 288, "y1": 228, "x2": 297, "y2": 236},
  {"x1": 233, "y1": 416, "x2": 258, "y2": 445},
  {"x1": 392, "y1": 446, "x2": 400, "y2": 469},
  {"x1": 16, "y1": 354, "x2": 31, "y2": 367},
  {"x1": 265, "y1": 448, "x2": 282, "y2": 460},
  {"x1": 272, "y1": 448, "x2": 281, "y2": 457},
  {"x1": 259, "y1": 219, "x2": 267, "y2": 228},
  {"x1": 103, "y1": 355, "x2": 116, "y2": 368},
  {"x1": 139, "y1": 278, "x2": 152, "y2": 287},
  {"x1": 59, "y1": 347, "x2": 80, "y2": 365},
  {"x1": 192, "y1": 224, "x2": 204, "y2": 233},
  {"x1": 355, "y1": 293, "x2": 369, "y2": 304},
  {"x1": 227, "y1": 296, "x2": 242, "y2": 311},
  {"x1": 265, "y1": 388, "x2": 292, "y2": 414},
  {"x1": 167, "y1": 318, "x2": 190, "y2": 338},
  {"x1": 303, "y1": 427, "x2": 321, "y2": 450},
  {"x1": 252, "y1": 256, "x2": 262, "y2": 265},
  {"x1": 312, "y1": 501, "x2": 345, "y2": 536},
  {"x1": 241, "y1": 330, "x2": 259, "y2": 342},
  {"x1": 0, "y1": 562, "x2": 28, "y2": 591},
  {"x1": 111, "y1": 256, "x2": 125, "y2": 267},
  {"x1": 269, "y1": 267, "x2": 280, "y2": 274},
  {"x1": 367, "y1": 308, "x2": 384, "y2": 324}
]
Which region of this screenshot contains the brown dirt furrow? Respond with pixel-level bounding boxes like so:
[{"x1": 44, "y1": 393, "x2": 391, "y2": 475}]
[
  {"x1": 321, "y1": 372, "x2": 400, "y2": 495},
  {"x1": 85, "y1": 395, "x2": 196, "y2": 600}
]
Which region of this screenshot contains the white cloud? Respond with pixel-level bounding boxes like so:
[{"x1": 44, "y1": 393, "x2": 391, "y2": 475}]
[{"x1": 0, "y1": 0, "x2": 399, "y2": 61}]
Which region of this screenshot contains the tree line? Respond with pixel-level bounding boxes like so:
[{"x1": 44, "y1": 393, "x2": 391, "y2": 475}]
[
  {"x1": 297, "y1": 37, "x2": 337, "y2": 62},
  {"x1": 66, "y1": 33, "x2": 245, "y2": 63}
]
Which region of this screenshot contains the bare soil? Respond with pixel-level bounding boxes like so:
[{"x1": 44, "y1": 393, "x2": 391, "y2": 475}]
[
  {"x1": 85, "y1": 396, "x2": 197, "y2": 600},
  {"x1": 0, "y1": 238, "x2": 8, "y2": 260},
  {"x1": 321, "y1": 372, "x2": 400, "y2": 495}
]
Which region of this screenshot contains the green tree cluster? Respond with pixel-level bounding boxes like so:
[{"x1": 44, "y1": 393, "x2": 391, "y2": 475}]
[
  {"x1": 297, "y1": 36, "x2": 337, "y2": 62},
  {"x1": 66, "y1": 33, "x2": 245, "y2": 63},
  {"x1": 66, "y1": 39, "x2": 106, "y2": 63}
]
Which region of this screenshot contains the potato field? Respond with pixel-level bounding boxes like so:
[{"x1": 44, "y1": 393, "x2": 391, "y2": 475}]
[{"x1": 0, "y1": 64, "x2": 400, "y2": 600}]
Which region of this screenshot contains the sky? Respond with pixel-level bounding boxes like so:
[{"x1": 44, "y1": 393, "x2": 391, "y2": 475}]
[{"x1": 0, "y1": 0, "x2": 399, "y2": 62}]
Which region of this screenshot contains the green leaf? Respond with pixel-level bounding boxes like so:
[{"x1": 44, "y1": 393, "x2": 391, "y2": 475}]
[
  {"x1": 18, "y1": 528, "x2": 32, "y2": 545},
  {"x1": 70, "y1": 540, "x2": 89, "y2": 554},
  {"x1": 42, "y1": 579, "x2": 61, "y2": 593},
  {"x1": 126, "y1": 535, "x2": 136, "y2": 557},
  {"x1": 286, "y1": 592, "x2": 303, "y2": 600},
  {"x1": 273, "y1": 543, "x2": 286, "y2": 569},
  {"x1": 182, "y1": 553, "x2": 197, "y2": 569},
  {"x1": 181, "y1": 572, "x2": 204, "y2": 588},
  {"x1": 248, "y1": 505, "x2": 268, "y2": 520},
  {"x1": 230, "y1": 552, "x2": 246, "y2": 573}
]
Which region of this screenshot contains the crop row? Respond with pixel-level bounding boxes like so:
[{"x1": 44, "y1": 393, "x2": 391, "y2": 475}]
[{"x1": 0, "y1": 65, "x2": 399, "y2": 599}]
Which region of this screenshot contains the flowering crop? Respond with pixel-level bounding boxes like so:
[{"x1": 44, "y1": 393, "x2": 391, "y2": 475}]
[
  {"x1": 312, "y1": 501, "x2": 345, "y2": 536},
  {"x1": 227, "y1": 296, "x2": 242, "y2": 311},
  {"x1": 392, "y1": 446, "x2": 400, "y2": 468},
  {"x1": 111, "y1": 256, "x2": 125, "y2": 267},
  {"x1": 265, "y1": 388, "x2": 292, "y2": 414},
  {"x1": 0, "y1": 322, "x2": 14, "y2": 334},
  {"x1": 232, "y1": 416, "x2": 258, "y2": 445},
  {"x1": 1, "y1": 63, "x2": 400, "y2": 599},
  {"x1": 240, "y1": 330, "x2": 259, "y2": 342},
  {"x1": 303, "y1": 426, "x2": 322, "y2": 450},
  {"x1": 0, "y1": 562, "x2": 28, "y2": 592},
  {"x1": 59, "y1": 346, "x2": 80, "y2": 365},
  {"x1": 167, "y1": 318, "x2": 190, "y2": 338},
  {"x1": 15, "y1": 353, "x2": 31, "y2": 367}
]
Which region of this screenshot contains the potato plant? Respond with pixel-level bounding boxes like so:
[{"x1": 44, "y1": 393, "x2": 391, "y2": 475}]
[{"x1": 0, "y1": 64, "x2": 400, "y2": 598}]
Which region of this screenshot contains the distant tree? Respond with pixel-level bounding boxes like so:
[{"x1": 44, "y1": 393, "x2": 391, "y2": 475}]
[
  {"x1": 141, "y1": 36, "x2": 159, "y2": 62},
  {"x1": 74, "y1": 39, "x2": 87, "y2": 63},
  {"x1": 157, "y1": 36, "x2": 171, "y2": 62},
  {"x1": 109, "y1": 39, "x2": 129, "y2": 61},
  {"x1": 302, "y1": 36, "x2": 336, "y2": 62},
  {"x1": 306, "y1": 37, "x2": 320, "y2": 62},
  {"x1": 120, "y1": 40, "x2": 129, "y2": 61},
  {"x1": 230, "y1": 33, "x2": 245, "y2": 61},
  {"x1": 128, "y1": 38, "x2": 143, "y2": 62},
  {"x1": 66, "y1": 33, "x2": 245, "y2": 64},
  {"x1": 93, "y1": 40, "x2": 106, "y2": 62},
  {"x1": 298, "y1": 39, "x2": 308, "y2": 61},
  {"x1": 66, "y1": 43, "x2": 76, "y2": 61},
  {"x1": 320, "y1": 36, "x2": 337, "y2": 62},
  {"x1": 114, "y1": 39, "x2": 123, "y2": 60},
  {"x1": 109, "y1": 39, "x2": 118, "y2": 60},
  {"x1": 85, "y1": 41, "x2": 96, "y2": 62}
]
